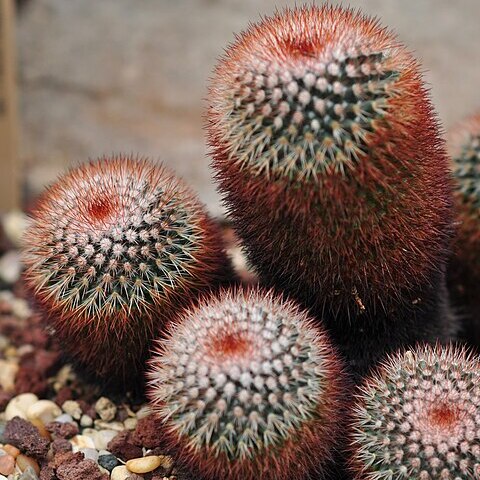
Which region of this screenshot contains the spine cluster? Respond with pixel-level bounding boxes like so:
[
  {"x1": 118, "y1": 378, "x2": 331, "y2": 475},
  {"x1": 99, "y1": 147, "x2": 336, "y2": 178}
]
[
  {"x1": 148, "y1": 288, "x2": 345, "y2": 480},
  {"x1": 351, "y1": 345, "x2": 480, "y2": 479}
]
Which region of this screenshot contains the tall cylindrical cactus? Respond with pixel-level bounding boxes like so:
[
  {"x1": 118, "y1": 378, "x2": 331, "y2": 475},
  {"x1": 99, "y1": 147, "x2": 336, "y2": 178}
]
[
  {"x1": 207, "y1": 5, "x2": 454, "y2": 376},
  {"x1": 147, "y1": 287, "x2": 347, "y2": 480},
  {"x1": 23, "y1": 156, "x2": 229, "y2": 383},
  {"x1": 350, "y1": 345, "x2": 480, "y2": 479},
  {"x1": 447, "y1": 113, "x2": 480, "y2": 347}
]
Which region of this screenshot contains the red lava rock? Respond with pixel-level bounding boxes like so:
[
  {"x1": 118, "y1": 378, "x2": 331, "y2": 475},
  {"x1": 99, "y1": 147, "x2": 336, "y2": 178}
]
[
  {"x1": 39, "y1": 466, "x2": 56, "y2": 480},
  {"x1": 15, "y1": 366, "x2": 49, "y2": 396},
  {"x1": 131, "y1": 415, "x2": 164, "y2": 449},
  {"x1": 21, "y1": 349, "x2": 61, "y2": 375},
  {"x1": 46, "y1": 422, "x2": 79, "y2": 439},
  {"x1": 56, "y1": 458, "x2": 108, "y2": 480},
  {"x1": 51, "y1": 438, "x2": 72, "y2": 454},
  {"x1": 55, "y1": 387, "x2": 73, "y2": 406},
  {"x1": 77, "y1": 400, "x2": 96, "y2": 419},
  {"x1": 4, "y1": 416, "x2": 50, "y2": 459},
  {"x1": 52, "y1": 452, "x2": 83, "y2": 469},
  {"x1": 107, "y1": 431, "x2": 143, "y2": 461}
]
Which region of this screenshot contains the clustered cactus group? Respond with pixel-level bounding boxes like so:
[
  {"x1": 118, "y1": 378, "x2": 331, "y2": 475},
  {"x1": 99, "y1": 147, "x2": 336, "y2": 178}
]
[{"x1": 21, "y1": 4, "x2": 480, "y2": 480}]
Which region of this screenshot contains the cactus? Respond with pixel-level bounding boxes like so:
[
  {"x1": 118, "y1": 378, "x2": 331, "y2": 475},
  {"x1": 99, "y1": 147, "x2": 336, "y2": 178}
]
[
  {"x1": 350, "y1": 344, "x2": 480, "y2": 479},
  {"x1": 147, "y1": 287, "x2": 346, "y2": 480},
  {"x1": 447, "y1": 113, "x2": 480, "y2": 347},
  {"x1": 207, "y1": 5, "x2": 454, "y2": 375},
  {"x1": 23, "y1": 155, "x2": 229, "y2": 382}
]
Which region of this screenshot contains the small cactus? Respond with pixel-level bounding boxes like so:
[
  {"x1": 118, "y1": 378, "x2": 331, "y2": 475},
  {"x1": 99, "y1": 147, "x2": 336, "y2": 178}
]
[
  {"x1": 147, "y1": 288, "x2": 346, "y2": 480},
  {"x1": 447, "y1": 113, "x2": 480, "y2": 346},
  {"x1": 23, "y1": 155, "x2": 229, "y2": 382},
  {"x1": 208, "y1": 5, "x2": 454, "y2": 374},
  {"x1": 350, "y1": 345, "x2": 480, "y2": 479}
]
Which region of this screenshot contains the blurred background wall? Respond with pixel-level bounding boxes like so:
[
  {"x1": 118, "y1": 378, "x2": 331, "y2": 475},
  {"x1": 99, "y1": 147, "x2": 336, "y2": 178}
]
[{"x1": 15, "y1": 0, "x2": 480, "y2": 215}]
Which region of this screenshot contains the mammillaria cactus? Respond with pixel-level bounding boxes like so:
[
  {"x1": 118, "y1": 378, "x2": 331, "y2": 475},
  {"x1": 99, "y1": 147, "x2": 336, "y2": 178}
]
[
  {"x1": 147, "y1": 288, "x2": 346, "y2": 480},
  {"x1": 23, "y1": 156, "x2": 229, "y2": 382},
  {"x1": 350, "y1": 344, "x2": 480, "y2": 479},
  {"x1": 447, "y1": 113, "x2": 480, "y2": 346},
  {"x1": 208, "y1": 5, "x2": 454, "y2": 374}
]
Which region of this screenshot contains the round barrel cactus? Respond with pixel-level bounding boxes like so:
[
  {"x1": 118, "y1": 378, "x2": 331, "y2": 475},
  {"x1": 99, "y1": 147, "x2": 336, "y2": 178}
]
[
  {"x1": 447, "y1": 113, "x2": 480, "y2": 346},
  {"x1": 23, "y1": 155, "x2": 229, "y2": 382},
  {"x1": 350, "y1": 344, "x2": 480, "y2": 479},
  {"x1": 148, "y1": 287, "x2": 347, "y2": 480}
]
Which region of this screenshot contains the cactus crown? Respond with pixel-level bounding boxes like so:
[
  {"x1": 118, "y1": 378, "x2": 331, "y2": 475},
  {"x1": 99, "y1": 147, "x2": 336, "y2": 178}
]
[
  {"x1": 210, "y1": 5, "x2": 402, "y2": 182},
  {"x1": 451, "y1": 115, "x2": 480, "y2": 211},
  {"x1": 24, "y1": 156, "x2": 210, "y2": 322},
  {"x1": 351, "y1": 345, "x2": 480, "y2": 479},
  {"x1": 148, "y1": 288, "x2": 337, "y2": 462}
]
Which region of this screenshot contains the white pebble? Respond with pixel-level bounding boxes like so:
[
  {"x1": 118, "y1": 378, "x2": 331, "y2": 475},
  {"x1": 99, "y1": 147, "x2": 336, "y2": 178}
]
[
  {"x1": 124, "y1": 418, "x2": 138, "y2": 430},
  {"x1": 93, "y1": 430, "x2": 117, "y2": 451},
  {"x1": 71, "y1": 435, "x2": 96, "y2": 449},
  {"x1": 5, "y1": 393, "x2": 39, "y2": 420},
  {"x1": 62, "y1": 400, "x2": 82, "y2": 420},
  {"x1": 55, "y1": 413, "x2": 74, "y2": 424},
  {"x1": 111, "y1": 466, "x2": 131, "y2": 480},
  {"x1": 27, "y1": 400, "x2": 62, "y2": 424},
  {"x1": 95, "y1": 397, "x2": 117, "y2": 422}
]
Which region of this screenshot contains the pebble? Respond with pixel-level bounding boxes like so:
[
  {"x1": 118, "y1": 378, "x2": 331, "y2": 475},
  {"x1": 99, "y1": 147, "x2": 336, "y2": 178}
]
[
  {"x1": 54, "y1": 413, "x2": 74, "y2": 424},
  {"x1": 93, "y1": 429, "x2": 118, "y2": 451},
  {"x1": 16, "y1": 454, "x2": 40, "y2": 475},
  {"x1": 2, "y1": 445, "x2": 19, "y2": 458},
  {"x1": 111, "y1": 465, "x2": 131, "y2": 480},
  {"x1": 11, "y1": 298, "x2": 31, "y2": 319},
  {"x1": 0, "y1": 251, "x2": 22, "y2": 284},
  {"x1": 5, "y1": 393, "x2": 39, "y2": 420},
  {"x1": 78, "y1": 448, "x2": 99, "y2": 462},
  {"x1": 95, "y1": 397, "x2": 117, "y2": 422},
  {"x1": 94, "y1": 420, "x2": 124, "y2": 431},
  {"x1": 98, "y1": 453, "x2": 119, "y2": 471},
  {"x1": 126, "y1": 456, "x2": 161, "y2": 474},
  {"x1": 71, "y1": 434, "x2": 96, "y2": 449},
  {"x1": 0, "y1": 454, "x2": 14, "y2": 475},
  {"x1": 123, "y1": 418, "x2": 137, "y2": 430},
  {"x1": 0, "y1": 360, "x2": 18, "y2": 392},
  {"x1": 2, "y1": 210, "x2": 29, "y2": 247},
  {"x1": 61, "y1": 400, "x2": 82, "y2": 420},
  {"x1": 80, "y1": 414, "x2": 93, "y2": 427},
  {"x1": 19, "y1": 466, "x2": 39, "y2": 480},
  {"x1": 27, "y1": 400, "x2": 62, "y2": 424}
]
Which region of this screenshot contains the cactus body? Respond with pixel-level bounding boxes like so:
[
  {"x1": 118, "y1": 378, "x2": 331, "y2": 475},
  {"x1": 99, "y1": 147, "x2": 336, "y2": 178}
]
[
  {"x1": 23, "y1": 156, "x2": 229, "y2": 382},
  {"x1": 447, "y1": 114, "x2": 480, "y2": 347},
  {"x1": 208, "y1": 5, "x2": 454, "y2": 375},
  {"x1": 147, "y1": 288, "x2": 346, "y2": 480},
  {"x1": 350, "y1": 345, "x2": 480, "y2": 479}
]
